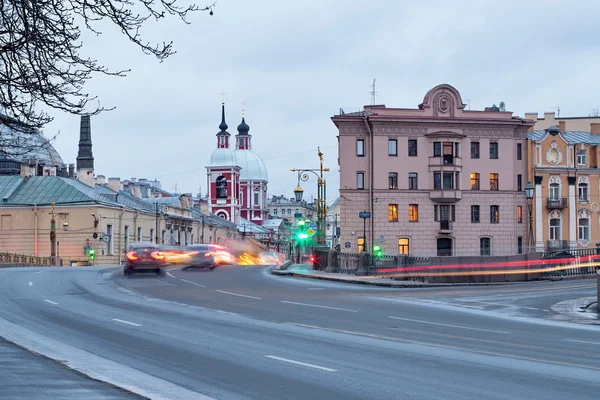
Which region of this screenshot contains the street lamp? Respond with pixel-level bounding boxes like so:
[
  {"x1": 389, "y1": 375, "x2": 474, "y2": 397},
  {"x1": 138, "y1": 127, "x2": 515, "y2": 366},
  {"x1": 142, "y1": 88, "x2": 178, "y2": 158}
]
[
  {"x1": 525, "y1": 181, "x2": 535, "y2": 252},
  {"x1": 290, "y1": 147, "x2": 330, "y2": 246}
]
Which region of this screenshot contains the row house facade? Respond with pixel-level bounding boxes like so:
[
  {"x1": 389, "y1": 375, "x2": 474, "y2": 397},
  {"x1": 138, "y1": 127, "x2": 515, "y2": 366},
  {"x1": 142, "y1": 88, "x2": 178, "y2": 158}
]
[
  {"x1": 528, "y1": 123, "x2": 600, "y2": 251},
  {"x1": 332, "y1": 84, "x2": 532, "y2": 257}
]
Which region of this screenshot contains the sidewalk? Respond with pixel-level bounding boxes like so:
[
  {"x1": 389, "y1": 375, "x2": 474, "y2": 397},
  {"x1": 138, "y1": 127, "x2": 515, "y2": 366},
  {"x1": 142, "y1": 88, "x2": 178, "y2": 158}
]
[
  {"x1": 271, "y1": 263, "x2": 570, "y2": 287},
  {"x1": 272, "y1": 263, "x2": 459, "y2": 287},
  {"x1": 0, "y1": 336, "x2": 144, "y2": 400}
]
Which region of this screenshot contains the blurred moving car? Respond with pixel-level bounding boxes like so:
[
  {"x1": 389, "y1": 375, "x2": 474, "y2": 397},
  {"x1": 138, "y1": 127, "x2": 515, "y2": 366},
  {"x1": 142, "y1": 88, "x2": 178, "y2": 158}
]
[
  {"x1": 124, "y1": 243, "x2": 166, "y2": 276},
  {"x1": 258, "y1": 251, "x2": 285, "y2": 265},
  {"x1": 182, "y1": 244, "x2": 234, "y2": 269}
]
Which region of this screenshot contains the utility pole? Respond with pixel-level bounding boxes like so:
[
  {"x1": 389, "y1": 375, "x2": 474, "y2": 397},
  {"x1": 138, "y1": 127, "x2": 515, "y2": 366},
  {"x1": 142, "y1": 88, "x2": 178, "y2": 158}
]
[{"x1": 50, "y1": 202, "x2": 56, "y2": 263}]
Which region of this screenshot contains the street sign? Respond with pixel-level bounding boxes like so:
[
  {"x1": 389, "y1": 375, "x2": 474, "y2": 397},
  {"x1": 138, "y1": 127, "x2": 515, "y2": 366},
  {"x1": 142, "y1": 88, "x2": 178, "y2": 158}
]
[
  {"x1": 310, "y1": 222, "x2": 317, "y2": 229},
  {"x1": 345, "y1": 242, "x2": 351, "y2": 248},
  {"x1": 306, "y1": 228, "x2": 316, "y2": 236},
  {"x1": 381, "y1": 235, "x2": 384, "y2": 243},
  {"x1": 359, "y1": 212, "x2": 371, "y2": 218}
]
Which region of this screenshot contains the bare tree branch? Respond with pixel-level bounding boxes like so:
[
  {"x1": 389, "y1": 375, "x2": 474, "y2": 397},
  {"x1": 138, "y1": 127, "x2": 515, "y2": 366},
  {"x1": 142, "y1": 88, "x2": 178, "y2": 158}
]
[{"x1": 0, "y1": 0, "x2": 216, "y2": 140}]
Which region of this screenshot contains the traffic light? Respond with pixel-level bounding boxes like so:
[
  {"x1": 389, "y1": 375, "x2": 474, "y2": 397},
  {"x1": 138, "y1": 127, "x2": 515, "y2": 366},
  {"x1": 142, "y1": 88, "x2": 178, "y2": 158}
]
[
  {"x1": 297, "y1": 220, "x2": 305, "y2": 227},
  {"x1": 88, "y1": 248, "x2": 96, "y2": 261},
  {"x1": 297, "y1": 232, "x2": 309, "y2": 240},
  {"x1": 373, "y1": 245, "x2": 382, "y2": 257}
]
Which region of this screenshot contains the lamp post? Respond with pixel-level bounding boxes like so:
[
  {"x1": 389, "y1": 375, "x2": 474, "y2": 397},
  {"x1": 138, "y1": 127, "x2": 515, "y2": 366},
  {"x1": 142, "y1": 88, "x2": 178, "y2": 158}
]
[
  {"x1": 290, "y1": 147, "x2": 330, "y2": 246},
  {"x1": 50, "y1": 202, "x2": 56, "y2": 260},
  {"x1": 525, "y1": 181, "x2": 535, "y2": 252}
]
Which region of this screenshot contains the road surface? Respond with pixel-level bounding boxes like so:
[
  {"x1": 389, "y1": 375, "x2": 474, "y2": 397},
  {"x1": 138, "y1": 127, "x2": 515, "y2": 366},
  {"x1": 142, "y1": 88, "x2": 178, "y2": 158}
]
[{"x1": 0, "y1": 265, "x2": 598, "y2": 400}]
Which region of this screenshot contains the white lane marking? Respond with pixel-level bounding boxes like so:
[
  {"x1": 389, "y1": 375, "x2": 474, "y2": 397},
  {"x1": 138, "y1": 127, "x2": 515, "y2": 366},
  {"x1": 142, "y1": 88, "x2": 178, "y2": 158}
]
[
  {"x1": 216, "y1": 290, "x2": 262, "y2": 300},
  {"x1": 458, "y1": 299, "x2": 540, "y2": 310},
  {"x1": 44, "y1": 299, "x2": 58, "y2": 305},
  {"x1": 112, "y1": 318, "x2": 142, "y2": 327},
  {"x1": 389, "y1": 297, "x2": 482, "y2": 310},
  {"x1": 565, "y1": 339, "x2": 600, "y2": 345},
  {"x1": 166, "y1": 271, "x2": 176, "y2": 278},
  {"x1": 28, "y1": 281, "x2": 33, "y2": 286},
  {"x1": 35, "y1": 271, "x2": 45, "y2": 274},
  {"x1": 281, "y1": 301, "x2": 358, "y2": 313},
  {"x1": 265, "y1": 355, "x2": 337, "y2": 372},
  {"x1": 287, "y1": 323, "x2": 600, "y2": 372},
  {"x1": 307, "y1": 288, "x2": 325, "y2": 291},
  {"x1": 388, "y1": 316, "x2": 510, "y2": 334},
  {"x1": 181, "y1": 279, "x2": 205, "y2": 287}
]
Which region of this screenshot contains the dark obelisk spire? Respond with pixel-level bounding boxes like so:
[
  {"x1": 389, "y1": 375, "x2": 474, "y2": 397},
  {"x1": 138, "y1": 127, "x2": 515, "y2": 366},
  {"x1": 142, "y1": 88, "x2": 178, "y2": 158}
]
[{"x1": 76, "y1": 115, "x2": 94, "y2": 171}]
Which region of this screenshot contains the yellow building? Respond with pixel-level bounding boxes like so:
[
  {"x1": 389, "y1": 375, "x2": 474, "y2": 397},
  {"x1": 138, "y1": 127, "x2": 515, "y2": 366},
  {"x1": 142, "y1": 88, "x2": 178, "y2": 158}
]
[
  {"x1": 0, "y1": 175, "x2": 239, "y2": 265},
  {"x1": 528, "y1": 123, "x2": 600, "y2": 252}
]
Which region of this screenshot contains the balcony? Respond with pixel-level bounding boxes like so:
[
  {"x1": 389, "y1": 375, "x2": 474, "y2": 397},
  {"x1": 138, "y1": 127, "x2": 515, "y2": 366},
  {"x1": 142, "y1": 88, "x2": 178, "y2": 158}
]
[
  {"x1": 546, "y1": 198, "x2": 567, "y2": 209},
  {"x1": 546, "y1": 240, "x2": 568, "y2": 251},
  {"x1": 429, "y1": 190, "x2": 462, "y2": 203},
  {"x1": 428, "y1": 156, "x2": 462, "y2": 171},
  {"x1": 439, "y1": 220, "x2": 452, "y2": 233}
]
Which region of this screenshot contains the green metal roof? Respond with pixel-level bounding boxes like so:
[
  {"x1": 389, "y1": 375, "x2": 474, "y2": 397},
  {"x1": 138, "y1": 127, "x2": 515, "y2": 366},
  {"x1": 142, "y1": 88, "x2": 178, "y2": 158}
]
[
  {"x1": 0, "y1": 175, "x2": 23, "y2": 201},
  {"x1": 3, "y1": 176, "x2": 96, "y2": 205}
]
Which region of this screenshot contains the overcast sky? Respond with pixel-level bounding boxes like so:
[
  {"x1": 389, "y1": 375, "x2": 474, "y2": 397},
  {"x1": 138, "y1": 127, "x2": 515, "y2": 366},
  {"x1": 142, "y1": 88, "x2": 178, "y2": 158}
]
[{"x1": 43, "y1": 0, "x2": 600, "y2": 203}]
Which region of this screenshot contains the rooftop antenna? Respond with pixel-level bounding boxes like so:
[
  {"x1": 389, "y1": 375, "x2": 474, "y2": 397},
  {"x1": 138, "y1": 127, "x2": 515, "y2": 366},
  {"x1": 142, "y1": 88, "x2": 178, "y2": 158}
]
[
  {"x1": 369, "y1": 79, "x2": 377, "y2": 105},
  {"x1": 173, "y1": 183, "x2": 178, "y2": 195},
  {"x1": 551, "y1": 106, "x2": 560, "y2": 118}
]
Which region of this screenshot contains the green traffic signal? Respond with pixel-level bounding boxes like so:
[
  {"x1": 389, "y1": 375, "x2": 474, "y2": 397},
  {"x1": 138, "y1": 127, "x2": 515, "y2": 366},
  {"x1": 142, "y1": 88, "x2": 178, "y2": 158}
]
[
  {"x1": 297, "y1": 220, "x2": 305, "y2": 226},
  {"x1": 89, "y1": 248, "x2": 96, "y2": 260},
  {"x1": 297, "y1": 233, "x2": 309, "y2": 240}
]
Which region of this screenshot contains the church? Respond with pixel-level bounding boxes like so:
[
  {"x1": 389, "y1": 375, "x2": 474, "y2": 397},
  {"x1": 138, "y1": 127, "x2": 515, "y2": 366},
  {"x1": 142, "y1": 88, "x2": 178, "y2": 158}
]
[{"x1": 206, "y1": 101, "x2": 269, "y2": 234}]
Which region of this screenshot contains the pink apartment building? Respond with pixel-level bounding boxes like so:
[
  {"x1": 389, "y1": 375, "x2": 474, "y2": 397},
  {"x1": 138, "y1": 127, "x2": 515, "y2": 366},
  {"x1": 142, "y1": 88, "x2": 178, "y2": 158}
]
[{"x1": 332, "y1": 84, "x2": 533, "y2": 257}]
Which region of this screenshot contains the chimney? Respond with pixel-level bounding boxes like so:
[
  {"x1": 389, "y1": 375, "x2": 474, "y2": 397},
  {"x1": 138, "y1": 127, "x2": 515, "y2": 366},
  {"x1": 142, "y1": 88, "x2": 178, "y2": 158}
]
[
  {"x1": 131, "y1": 185, "x2": 142, "y2": 199},
  {"x1": 591, "y1": 123, "x2": 600, "y2": 135},
  {"x1": 146, "y1": 186, "x2": 152, "y2": 198},
  {"x1": 96, "y1": 174, "x2": 106, "y2": 185},
  {"x1": 559, "y1": 121, "x2": 566, "y2": 133},
  {"x1": 107, "y1": 177, "x2": 121, "y2": 193},
  {"x1": 524, "y1": 112, "x2": 538, "y2": 122},
  {"x1": 68, "y1": 163, "x2": 75, "y2": 178},
  {"x1": 20, "y1": 164, "x2": 35, "y2": 178},
  {"x1": 543, "y1": 111, "x2": 556, "y2": 121},
  {"x1": 130, "y1": 177, "x2": 137, "y2": 183}
]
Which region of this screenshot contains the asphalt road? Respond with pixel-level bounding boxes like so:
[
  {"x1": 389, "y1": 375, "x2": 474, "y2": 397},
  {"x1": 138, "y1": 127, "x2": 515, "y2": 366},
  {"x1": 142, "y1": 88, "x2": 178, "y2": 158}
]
[{"x1": 0, "y1": 264, "x2": 599, "y2": 400}]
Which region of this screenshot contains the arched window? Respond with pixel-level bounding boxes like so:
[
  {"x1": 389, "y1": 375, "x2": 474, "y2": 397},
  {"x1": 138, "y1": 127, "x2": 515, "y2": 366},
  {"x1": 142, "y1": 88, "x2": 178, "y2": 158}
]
[
  {"x1": 578, "y1": 209, "x2": 590, "y2": 245},
  {"x1": 216, "y1": 176, "x2": 227, "y2": 199},
  {"x1": 578, "y1": 176, "x2": 589, "y2": 202}
]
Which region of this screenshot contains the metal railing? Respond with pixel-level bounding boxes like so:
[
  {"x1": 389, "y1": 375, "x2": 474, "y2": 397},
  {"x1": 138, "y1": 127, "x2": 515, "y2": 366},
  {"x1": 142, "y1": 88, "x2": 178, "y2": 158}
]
[
  {"x1": 546, "y1": 198, "x2": 567, "y2": 208},
  {"x1": 546, "y1": 240, "x2": 568, "y2": 250},
  {"x1": 0, "y1": 252, "x2": 52, "y2": 266},
  {"x1": 333, "y1": 252, "x2": 360, "y2": 274},
  {"x1": 541, "y1": 248, "x2": 600, "y2": 278},
  {"x1": 440, "y1": 220, "x2": 452, "y2": 231}
]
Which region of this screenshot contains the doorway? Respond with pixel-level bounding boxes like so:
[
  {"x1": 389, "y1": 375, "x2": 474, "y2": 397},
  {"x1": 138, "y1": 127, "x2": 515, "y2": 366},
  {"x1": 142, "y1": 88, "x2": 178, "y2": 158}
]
[{"x1": 437, "y1": 238, "x2": 453, "y2": 256}]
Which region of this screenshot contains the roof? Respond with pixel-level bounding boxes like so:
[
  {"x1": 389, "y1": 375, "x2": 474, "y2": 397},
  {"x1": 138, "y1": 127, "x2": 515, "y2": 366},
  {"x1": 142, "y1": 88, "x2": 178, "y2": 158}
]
[
  {"x1": 238, "y1": 217, "x2": 269, "y2": 234},
  {"x1": 2, "y1": 176, "x2": 98, "y2": 205},
  {"x1": 263, "y1": 218, "x2": 285, "y2": 229},
  {"x1": 528, "y1": 130, "x2": 600, "y2": 145},
  {"x1": 0, "y1": 116, "x2": 64, "y2": 166},
  {"x1": 208, "y1": 148, "x2": 238, "y2": 167},
  {"x1": 234, "y1": 149, "x2": 268, "y2": 181}
]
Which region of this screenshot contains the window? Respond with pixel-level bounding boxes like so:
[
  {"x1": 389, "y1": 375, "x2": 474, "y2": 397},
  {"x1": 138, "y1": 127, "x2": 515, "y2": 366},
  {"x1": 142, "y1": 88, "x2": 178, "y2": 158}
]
[
  {"x1": 216, "y1": 175, "x2": 227, "y2": 199},
  {"x1": 388, "y1": 139, "x2": 397, "y2": 156},
  {"x1": 579, "y1": 218, "x2": 590, "y2": 241},
  {"x1": 106, "y1": 224, "x2": 113, "y2": 255},
  {"x1": 150, "y1": 229, "x2": 154, "y2": 243},
  {"x1": 579, "y1": 182, "x2": 588, "y2": 202},
  {"x1": 471, "y1": 205, "x2": 480, "y2": 223},
  {"x1": 480, "y1": 238, "x2": 491, "y2": 256},
  {"x1": 273, "y1": 209, "x2": 278, "y2": 215},
  {"x1": 517, "y1": 174, "x2": 522, "y2": 191},
  {"x1": 408, "y1": 140, "x2": 417, "y2": 156},
  {"x1": 490, "y1": 205, "x2": 499, "y2": 223},
  {"x1": 443, "y1": 172, "x2": 454, "y2": 189},
  {"x1": 358, "y1": 237, "x2": 365, "y2": 253},
  {"x1": 434, "y1": 205, "x2": 438, "y2": 221},
  {"x1": 470, "y1": 173, "x2": 480, "y2": 190},
  {"x1": 124, "y1": 226, "x2": 129, "y2": 250},
  {"x1": 433, "y1": 172, "x2": 441, "y2": 189},
  {"x1": 490, "y1": 142, "x2": 499, "y2": 159},
  {"x1": 517, "y1": 206, "x2": 523, "y2": 223},
  {"x1": 443, "y1": 142, "x2": 454, "y2": 164},
  {"x1": 471, "y1": 142, "x2": 480, "y2": 158},
  {"x1": 577, "y1": 149, "x2": 587, "y2": 165},
  {"x1": 408, "y1": 172, "x2": 418, "y2": 190},
  {"x1": 408, "y1": 204, "x2": 418, "y2": 222},
  {"x1": 517, "y1": 237, "x2": 523, "y2": 254},
  {"x1": 389, "y1": 172, "x2": 398, "y2": 189},
  {"x1": 357, "y1": 139, "x2": 365, "y2": 156},
  {"x1": 454, "y1": 142, "x2": 460, "y2": 158},
  {"x1": 451, "y1": 205, "x2": 456, "y2": 222},
  {"x1": 517, "y1": 143, "x2": 522, "y2": 160},
  {"x1": 287, "y1": 209, "x2": 291, "y2": 214},
  {"x1": 357, "y1": 172, "x2": 365, "y2": 189},
  {"x1": 388, "y1": 204, "x2": 398, "y2": 222},
  {"x1": 549, "y1": 183, "x2": 560, "y2": 200},
  {"x1": 549, "y1": 218, "x2": 561, "y2": 240},
  {"x1": 490, "y1": 173, "x2": 499, "y2": 190},
  {"x1": 254, "y1": 192, "x2": 259, "y2": 205},
  {"x1": 398, "y1": 238, "x2": 409, "y2": 255},
  {"x1": 137, "y1": 227, "x2": 142, "y2": 242},
  {"x1": 433, "y1": 142, "x2": 441, "y2": 157},
  {"x1": 439, "y1": 205, "x2": 450, "y2": 222}
]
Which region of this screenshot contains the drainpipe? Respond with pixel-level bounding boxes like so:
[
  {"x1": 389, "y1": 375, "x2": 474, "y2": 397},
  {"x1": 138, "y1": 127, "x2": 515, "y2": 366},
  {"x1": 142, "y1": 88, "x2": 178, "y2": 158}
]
[
  {"x1": 34, "y1": 204, "x2": 38, "y2": 255},
  {"x1": 133, "y1": 210, "x2": 139, "y2": 242},
  {"x1": 118, "y1": 207, "x2": 124, "y2": 265},
  {"x1": 363, "y1": 114, "x2": 374, "y2": 253}
]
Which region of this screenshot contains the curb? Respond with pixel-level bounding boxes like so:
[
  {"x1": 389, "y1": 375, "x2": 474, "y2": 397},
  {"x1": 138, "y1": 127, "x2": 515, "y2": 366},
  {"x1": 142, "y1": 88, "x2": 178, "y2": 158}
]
[{"x1": 271, "y1": 270, "x2": 597, "y2": 288}]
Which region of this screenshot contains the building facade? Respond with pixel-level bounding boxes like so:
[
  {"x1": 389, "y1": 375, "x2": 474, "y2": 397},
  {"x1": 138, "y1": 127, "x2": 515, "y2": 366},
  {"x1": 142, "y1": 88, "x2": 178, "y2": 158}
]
[
  {"x1": 267, "y1": 195, "x2": 316, "y2": 228},
  {"x1": 332, "y1": 84, "x2": 532, "y2": 257},
  {"x1": 528, "y1": 123, "x2": 600, "y2": 251},
  {"x1": 525, "y1": 111, "x2": 600, "y2": 132},
  {"x1": 206, "y1": 102, "x2": 269, "y2": 226}
]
